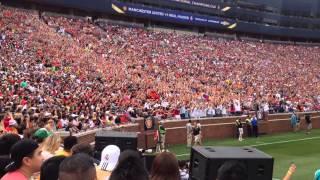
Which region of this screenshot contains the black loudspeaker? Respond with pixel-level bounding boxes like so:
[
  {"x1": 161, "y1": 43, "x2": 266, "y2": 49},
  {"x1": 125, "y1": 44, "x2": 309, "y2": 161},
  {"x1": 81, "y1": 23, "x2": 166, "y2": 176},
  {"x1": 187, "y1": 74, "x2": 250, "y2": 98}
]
[
  {"x1": 142, "y1": 154, "x2": 157, "y2": 172},
  {"x1": 190, "y1": 146, "x2": 274, "y2": 180},
  {"x1": 95, "y1": 130, "x2": 138, "y2": 157}
]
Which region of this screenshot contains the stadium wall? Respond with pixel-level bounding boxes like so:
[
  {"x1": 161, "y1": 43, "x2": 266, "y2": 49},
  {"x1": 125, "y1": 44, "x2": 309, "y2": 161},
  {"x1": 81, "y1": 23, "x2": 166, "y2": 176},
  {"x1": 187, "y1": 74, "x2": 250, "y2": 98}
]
[{"x1": 67, "y1": 112, "x2": 320, "y2": 149}]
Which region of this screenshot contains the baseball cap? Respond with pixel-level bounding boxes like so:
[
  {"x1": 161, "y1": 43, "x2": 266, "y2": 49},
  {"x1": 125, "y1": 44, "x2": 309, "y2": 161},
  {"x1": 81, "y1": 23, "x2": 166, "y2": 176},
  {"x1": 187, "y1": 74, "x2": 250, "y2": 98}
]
[
  {"x1": 5, "y1": 139, "x2": 39, "y2": 172},
  {"x1": 33, "y1": 128, "x2": 52, "y2": 139},
  {"x1": 8, "y1": 119, "x2": 17, "y2": 126},
  {"x1": 99, "y1": 145, "x2": 120, "y2": 171}
]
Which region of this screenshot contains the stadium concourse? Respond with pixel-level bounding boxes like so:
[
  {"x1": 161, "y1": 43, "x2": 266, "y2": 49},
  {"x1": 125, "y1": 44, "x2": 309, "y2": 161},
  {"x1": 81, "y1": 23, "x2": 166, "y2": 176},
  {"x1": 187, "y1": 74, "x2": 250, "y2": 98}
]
[{"x1": 0, "y1": 5, "x2": 320, "y2": 180}]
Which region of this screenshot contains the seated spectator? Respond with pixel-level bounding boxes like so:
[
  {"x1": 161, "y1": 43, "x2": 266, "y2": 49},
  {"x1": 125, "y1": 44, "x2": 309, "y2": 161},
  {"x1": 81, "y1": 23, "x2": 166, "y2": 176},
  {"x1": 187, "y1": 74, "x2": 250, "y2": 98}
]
[
  {"x1": 40, "y1": 156, "x2": 66, "y2": 180},
  {"x1": 55, "y1": 136, "x2": 78, "y2": 157},
  {"x1": 178, "y1": 160, "x2": 189, "y2": 180},
  {"x1": 41, "y1": 134, "x2": 61, "y2": 160},
  {"x1": 97, "y1": 145, "x2": 121, "y2": 180},
  {"x1": 109, "y1": 150, "x2": 148, "y2": 180},
  {"x1": 150, "y1": 152, "x2": 180, "y2": 180},
  {"x1": 0, "y1": 134, "x2": 21, "y2": 178},
  {"x1": 58, "y1": 153, "x2": 97, "y2": 180},
  {"x1": 71, "y1": 143, "x2": 99, "y2": 164},
  {"x1": 1, "y1": 139, "x2": 43, "y2": 180},
  {"x1": 216, "y1": 160, "x2": 248, "y2": 180}
]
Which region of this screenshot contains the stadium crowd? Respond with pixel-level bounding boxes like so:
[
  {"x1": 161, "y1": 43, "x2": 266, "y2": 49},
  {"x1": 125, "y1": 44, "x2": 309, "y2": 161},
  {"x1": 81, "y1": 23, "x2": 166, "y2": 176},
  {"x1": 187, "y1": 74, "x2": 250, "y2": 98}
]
[
  {"x1": 1, "y1": 6, "x2": 320, "y2": 135},
  {"x1": 1, "y1": 5, "x2": 319, "y2": 180}
]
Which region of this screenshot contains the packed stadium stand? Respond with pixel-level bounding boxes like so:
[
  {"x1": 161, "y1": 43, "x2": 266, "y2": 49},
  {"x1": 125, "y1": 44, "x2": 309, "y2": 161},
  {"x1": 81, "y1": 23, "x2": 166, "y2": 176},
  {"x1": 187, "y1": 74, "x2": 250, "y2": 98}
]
[{"x1": 1, "y1": 0, "x2": 320, "y2": 179}]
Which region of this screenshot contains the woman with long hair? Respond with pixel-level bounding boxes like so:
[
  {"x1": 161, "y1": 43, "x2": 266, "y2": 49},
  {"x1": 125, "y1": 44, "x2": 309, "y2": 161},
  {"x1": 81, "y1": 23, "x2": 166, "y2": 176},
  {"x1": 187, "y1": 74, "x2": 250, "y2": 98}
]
[
  {"x1": 41, "y1": 133, "x2": 61, "y2": 160},
  {"x1": 150, "y1": 152, "x2": 180, "y2": 180}
]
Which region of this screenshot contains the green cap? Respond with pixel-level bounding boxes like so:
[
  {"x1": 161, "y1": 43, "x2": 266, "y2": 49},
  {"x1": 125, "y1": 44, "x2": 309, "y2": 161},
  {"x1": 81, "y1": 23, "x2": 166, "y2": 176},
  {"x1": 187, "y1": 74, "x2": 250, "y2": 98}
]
[{"x1": 33, "y1": 128, "x2": 52, "y2": 139}]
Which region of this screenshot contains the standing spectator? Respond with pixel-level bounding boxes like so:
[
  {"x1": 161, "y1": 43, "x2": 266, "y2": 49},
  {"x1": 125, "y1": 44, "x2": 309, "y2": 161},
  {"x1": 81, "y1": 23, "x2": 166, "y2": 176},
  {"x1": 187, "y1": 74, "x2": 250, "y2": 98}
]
[
  {"x1": 178, "y1": 160, "x2": 189, "y2": 180},
  {"x1": 296, "y1": 114, "x2": 301, "y2": 132},
  {"x1": 193, "y1": 121, "x2": 201, "y2": 146},
  {"x1": 180, "y1": 105, "x2": 186, "y2": 119},
  {"x1": 41, "y1": 134, "x2": 61, "y2": 160},
  {"x1": 58, "y1": 154, "x2": 97, "y2": 180},
  {"x1": 55, "y1": 136, "x2": 78, "y2": 157},
  {"x1": 71, "y1": 143, "x2": 99, "y2": 165},
  {"x1": 156, "y1": 122, "x2": 166, "y2": 153},
  {"x1": 150, "y1": 152, "x2": 180, "y2": 180},
  {"x1": 290, "y1": 112, "x2": 298, "y2": 132},
  {"x1": 109, "y1": 150, "x2": 148, "y2": 180},
  {"x1": 0, "y1": 134, "x2": 21, "y2": 178},
  {"x1": 196, "y1": 120, "x2": 202, "y2": 145},
  {"x1": 235, "y1": 119, "x2": 244, "y2": 141},
  {"x1": 96, "y1": 145, "x2": 120, "y2": 180},
  {"x1": 32, "y1": 128, "x2": 53, "y2": 144},
  {"x1": 5, "y1": 120, "x2": 19, "y2": 134},
  {"x1": 216, "y1": 161, "x2": 248, "y2": 180},
  {"x1": 251, "y1": 115, "x2": 259, "y2": 138},
  {"x1": 245, "y1": 116, "x2": 252, "y2": 137},
  {"x1": 305, "y1": 113, "x2": 312, "y2": 134},
  {"x1": 40, "y1": 156, "x2": 66, "y2": 180},
  {"x1": 262, "y1": 101, "x2": 269, "y2": 121},
  {"x1": 2, "y1": 140, "x2": 44, "y2": 180},
  {"x1": 186, "y1": 120, "x2": 193, "y2": 147}
]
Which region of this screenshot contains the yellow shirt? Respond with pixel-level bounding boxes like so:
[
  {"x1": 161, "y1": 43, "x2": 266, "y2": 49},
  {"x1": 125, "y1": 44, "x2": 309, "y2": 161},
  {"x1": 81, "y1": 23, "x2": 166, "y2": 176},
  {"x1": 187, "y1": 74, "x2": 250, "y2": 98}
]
[
  {"x1": 96, "y1": 166, "x2": 111, "y2": 180},
  {"x1": 55, "y1": 149, "x2": 71, "y2": 157}
]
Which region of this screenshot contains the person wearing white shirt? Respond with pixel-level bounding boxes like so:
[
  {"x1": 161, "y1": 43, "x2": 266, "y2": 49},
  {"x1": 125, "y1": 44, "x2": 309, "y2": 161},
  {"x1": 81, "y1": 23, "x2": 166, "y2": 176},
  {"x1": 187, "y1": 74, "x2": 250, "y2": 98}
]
[
  {"x1": 234, "y1": 99, "x2": 241, "y2": 115},
  {"x1": 207, "y1": 106, "x2": 215, "y2": 117},
  {"x1": 221, "y1": 105, "x2": 227, "y2": 116},
  {"x1": 263, "y1": 102, "x2": 269, "y2": 120}
]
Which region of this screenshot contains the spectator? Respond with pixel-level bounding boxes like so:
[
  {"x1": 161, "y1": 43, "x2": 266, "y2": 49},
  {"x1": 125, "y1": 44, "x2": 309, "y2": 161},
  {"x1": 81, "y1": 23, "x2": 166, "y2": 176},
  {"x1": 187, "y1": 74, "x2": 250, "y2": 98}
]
[
  {"x1": 305, "y1": 113, "x2": 312, "y2": 134},
  {"x1": 314, "y1": 169, "x2": 320, "y2": 180},
  {"x1": 41, "y1": 133, "x2": 61, "y2": 160},
  {"x1": 56, "y1": 136, "x2": 78, "y2": 157},
  {"x1": 156, "y1": 121, "x2": 166, "y2": 153},
  {"x1": 0, "y1": 134, "x2": 21, "y2": 178},
  {"x1": 245, "y1": 116, "x2": 252, "y2": 137},
  {"x1": 40, "y1": 156, "x2": 66, "y2": 180},
  {"x1": 109, "y1": 150, "x2": 148, "y2": 180},
  {"x1": 71, "y1": 143, "x2": 99, "y2": 164},
  {"x1": 251, "y1": 115, "x2": 258, "y2": 138},
  {"x1": 235, "y1": 119, "x2": 244, "y2": 141},
  {"x1": 5, "y1": 120, "x2": 19, "y2": 134},
  {"x1": 58, "y1": 153, "x2": 97, "y2": 180},
  {"x1": 178, "y1": 160, "x2": 189, "y2": 180},
  {"x1": 150, "y1": 152, "x2": 180, "y2": 180},
  {"x1": 186, "y1": 120, "x2": 193, "y2": 147},
  {"x1": 216, "y1": 160, "x2": 248, "y2": 180},
  {"x1": 193, "y1": 121, "x2": 201, "y2": 146},
  {"x1": 290, "y1": 112, "x2": 298, "y2": 132},
  {"x1": 1, "y1": 139, "x2": 43, "y2": 180},
  {"x1": 96, "y1": 145, "x2": 121, "y2": 180},
  {"x1": 32, "y1": 128, "x2": 53, "y2": 144},
  {"x1": 282, "y1": 163, "x2": 296, "y2": 180}
]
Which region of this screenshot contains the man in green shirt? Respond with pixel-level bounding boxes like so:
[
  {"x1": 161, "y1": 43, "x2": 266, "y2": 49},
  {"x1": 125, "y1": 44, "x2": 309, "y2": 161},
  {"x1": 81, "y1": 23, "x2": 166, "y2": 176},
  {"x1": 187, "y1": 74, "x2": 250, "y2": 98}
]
[{"x1": 156, "y1": 121, "x2": 166, "y2": 152}]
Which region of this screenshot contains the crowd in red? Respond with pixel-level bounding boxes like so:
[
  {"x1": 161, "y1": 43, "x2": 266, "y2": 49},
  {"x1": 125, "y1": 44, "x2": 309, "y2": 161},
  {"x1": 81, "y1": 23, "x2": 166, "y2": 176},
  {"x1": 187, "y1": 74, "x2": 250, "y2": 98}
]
[{"x1": 1, "y1": 6, "x2": 320, "y2": 133}]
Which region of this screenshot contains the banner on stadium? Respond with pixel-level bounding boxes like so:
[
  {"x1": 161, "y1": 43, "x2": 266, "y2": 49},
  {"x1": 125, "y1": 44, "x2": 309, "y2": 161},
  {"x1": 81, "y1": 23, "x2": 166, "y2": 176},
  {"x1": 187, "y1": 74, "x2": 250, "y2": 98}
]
[
  {"x1": 110, "y1": 0, "x2": 237, "y2": 29},
  {"x1": 162, "y1": 0, "x2": 220, "y2": 10}
]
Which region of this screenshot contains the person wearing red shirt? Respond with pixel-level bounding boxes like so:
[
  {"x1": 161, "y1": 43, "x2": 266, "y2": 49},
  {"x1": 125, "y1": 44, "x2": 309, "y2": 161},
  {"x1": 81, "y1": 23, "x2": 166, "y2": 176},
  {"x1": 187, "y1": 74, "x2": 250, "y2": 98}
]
[{"x1": 2, "y1": 112, "x2": 13, "y2": 129}]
